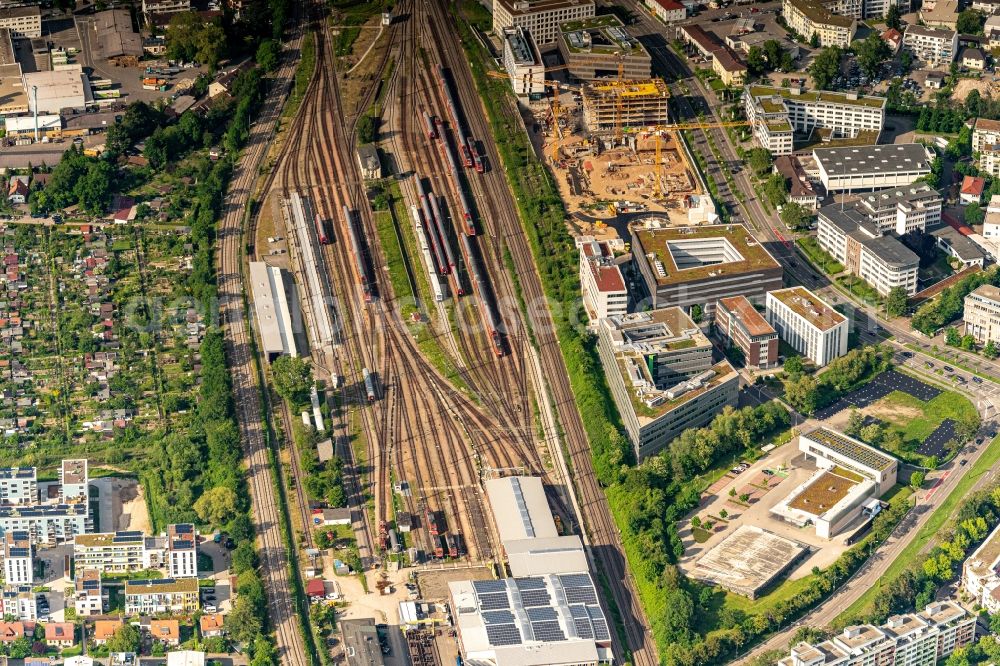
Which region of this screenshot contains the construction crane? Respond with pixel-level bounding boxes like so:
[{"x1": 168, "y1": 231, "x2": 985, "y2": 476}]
[
  {"x1": 625, "y1": 120, "x2": 750, "y2": 198},
  {"x1": 487, "y1": 69, "x2": 583, "y2": 163}
]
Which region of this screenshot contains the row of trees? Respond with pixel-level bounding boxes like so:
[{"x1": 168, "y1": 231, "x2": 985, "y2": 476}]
[
  {"x1": 783, "y1": 345, "x2": 895, "y2": 414},
  {"x1": 911, "y1": 266, "x2": 1000, "y2": 335}
]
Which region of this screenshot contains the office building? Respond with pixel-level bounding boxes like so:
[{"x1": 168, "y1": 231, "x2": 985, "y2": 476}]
[
  {"x1": 492, "y1": 0, "x2": 595, "y2": 45},
  {"x1": 902, "y1": 25, "x2": 958, "y2": 64},
  {"x1": 715, "y1": 296, "x2": 778, "y2": 369},
  {"x1": 502, "y1": 26, "x2": 545, "y2": 100},
  {"x1": 765, "y1": 287, "x2": 848, "y2": 366},
  {"x1": 780, "y1": 600, "x2": 974, "y2": 665},
  {"x1": 782, "y1": 0, "x2": 857, "y2": 47},
  {"x1": 0, "y1": 504, "x2": 90, "y2": 544},
  {"x1": 712, "y1": 47, "x2": 746, "y2": 86},
  {"x1": 124, "y1": 578, "x2": 199, "y2": 615},
  {"x1": 964, "y1": 284, "x2": 1000, "y2": 344},
  {"x1": 813, "y1": 144, "x2": 933, "y2": 192},
  {"x1": 557, "y1": 15, "x2": 651, "y2": 80},
  {"x1": 73, "y1": 531, "x2": 163, "y2": 574},
  {"x1": 0, "y1": 6, "x2": 39, "y2": 39},
  {"x1": 853, "y1": 183, "x2": 943, "y2": 235},
  {"x1": 631, "y1": 223, "x2": 783, "y2": 312},
  {"x1": 0, "y1": 467, "x2": 35, "y2": 505},
  {"x1": 75, "y1": 568, "x2": 104, "y2": 616},
  {"x1": 579, "y1": 239, "x2": 627, "y2": 324},
  {"x1": 2, "y1": 530, "x2": 31, "y2": 585},
  {"x1": 800, "y1": 427, "x2": 898, "y2": 491},
  {"x1": 581, "y1": 79, "x2": 670, "y2": 132},
  {"x1": 744, "y1": 85, "x2": 886, "y2": 156},
  {"x1": 60, "y1": 459, "x2": 88, "y2": 504},
  {"x1": 166, "y1": 523, "x2": 197, "y2": 578},
  {"x1": 597, "y1": 309, "x2": 738, "y2": 458}
]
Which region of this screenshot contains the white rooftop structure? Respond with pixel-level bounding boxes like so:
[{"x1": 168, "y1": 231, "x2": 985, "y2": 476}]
[
  {"x1": 23, "y1": 65, "x2": 93, "y2": 114},
  {"x1": 166, "y1": 651, "x2": 206, "y2": 666},
  {"x1": 248, "y1": 261, "x2": 298, "y2": 360},
  {"x1": 485, "y1": 476, "x2": 559, "y2": 543}
]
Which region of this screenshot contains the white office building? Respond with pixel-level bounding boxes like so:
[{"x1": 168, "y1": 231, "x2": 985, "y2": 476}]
[
  {"x1": 854, "y1": 183, "x2": 942, "y2": 235},
  {"x1": 502, "y1": 26, "x2": 545, "y2": 100},
  {"x1": 782, "y1": 0, "x2": 857, "y2": 47},
  {"x1": 579, "y1": 238, "x2": 627, "y2": 324},
  {"x1": 0, "y1": 467, "x2": 36, "y2": 505},
  {"x1": 2, "y1": 530, "x2": 32, "y2": 585},
  {"x1": 492, "y1": 0, "x2": 595, "y2": 45},
  {"x1": 0, "y1": 6, "x2": 39, "y2": 39},
  {"x1": 744, "y1": 85, "x2": 886, "y2": 156},
  {"x1": 765, "y1": 287, "x2": 848, "y2": 366},
  {"x1": 964, "y1": 284, "x2": 1000, "y2": 344},
  {"x1": 902, "y1": 25, "x2": 958, "y2": 64},
  {"x1": 813, "y1": 144, "x2": 933, "y2": 192}
]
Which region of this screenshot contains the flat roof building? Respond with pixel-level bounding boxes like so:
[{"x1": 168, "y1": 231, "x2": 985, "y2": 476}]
[
  {"x1": 124, "y1": 578, "x2": 199, "y2": 615},
  {"x1": 630, "y1": 222, "x2": 783, "y2": 312},
  {"x1": 0, "y1": 6, "x2": 39, "y2": 39},
  {"x1": 558, "y1": 15, "x2": 651, "y2": 80},
  {"x1": 782, "y1": 0, "x2": 857, "y2": 47},
  {"x1": 0, "y1": 467, "x2": 35, "y2": 505},
  {"x1": 23, "y1": 66, "x2": 93, "y2": 114},
  {"x1": 766, "y1": 287, "x2": 848, "y2": 366},
  {"x1": 598, "y1": 309, "x2": 738, "y2": 458},
  {"x1": 582, "y1": 78, "x2": 670, "y2": 132},
  {"x1": 690, "y1": 525, "x2": 808, "y2": 598},
  {"x1": 964, "y1": 284, "x2": 1000, "y2": 344},
  {"x1": 799, "y1": 427, "x2": 899, "y2": 493},
  {"x1": 715, "y1": 296, "x2": 778, "y2": 369},
  {"x1": 813, "y1": 143, "x2": 933, "y2": 192},
  {"x1": 964, "y1": 519, "x2": 1000, "y2": 612},
  {"x1": 75, "y1": 568, "x2": 103, "y2": 617},
  {"x1": 903, "y1": 25, "x2": 958, "y2": 64},
  {"x1": 60, "y1": 459, "x2": 88, "y2": 504},
  {"x1": 502, "y1": 26, "x2": 545, "y2": 100},
  {"x1": 854, "y1": 182, "x2": 943, "y2": 236},
  {"x1": 249, "y1": 261, "x2": 299, "y2": 361},
  {"x1": 493, "y1": 0, "x2": 595, "y2": 45},
  {"x1": 74, "y1": 531, "x2": 163, "y2": 573},
  {"x1": 2, "y1": 530, "x2": 31, "y2": 586},
  {"x1": 744, "y1": 85, "x2": 885, "y2": 156},
  {"x1": 0, "y1": 503, "x2": 91, "y2": 545},
  {"x1": 341, "y1": 619, "x2": 385, "y2": 666},
  {"x1": 579, "y1": 238, "x2": 627, "y2": 324}
]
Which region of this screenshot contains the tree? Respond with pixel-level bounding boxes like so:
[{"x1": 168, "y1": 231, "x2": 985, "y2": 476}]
[
  {"x1": 846, "y1": 409, "x2": 864, "y2": 436},
  {"x1": 166, "y1": 13, "x2": 226, "y2": 69},
  {"x1": 946, "y1": 327, "x2": 962, "y2": 346},
  {"x1": 886, "y1": 286, "x2": 909, "y2": 318},
  {"x1": 106, "y1": 624, "x2": 141, "y2": 653},
  {"x1": 690, "y1": 303, "x2": 703, "y2": 323},
  {"x1": 764, "y1": 172, "x2": 788, "y2": 206},
  {"x1": 718, "y1": 508, "x2": 728, "y2": 519},
  {"x1": 227, "y1": 596, "x2": 264, "y2": 646},
  {"x1": 966, "y1": 89, "x2": 983, "y2": 117},
  {"x1": 780, "y1": 201, "x2": 812, "y2": 231},
  {"x1": 784, "y1": 374, "x2": 819, "y2": 413},
  {"x1": 747, "y1": 147, "x2": 773, "y2": 175},
  {"x1": 194, "y1": 486, "x2": 239, "y2": 526},
  {"x1": 961, "y1": 334, "x2": 977, "y2": 350},
  {"x1": 886, "y1": 4, "x2": 901, "y2": 29},
  {"x1": 810, "y1": 31, "x2": 820, "y2": 48},
  {"x1": 957, "y1": 8, "x2": 986, "y2": 35},
  {"x1": 256, "y1": 39, "x2": 281, "y2": 72},
  {"x1": 860, "y1": 423, "x2": 883, "y2": 444},
  {"x1": 910, "y1": 471, "x2": 925, "y2": 489},
  {"x1": 965, "y1": 202, "x2": 985, "y2": 225},
  {"x1": 232, "y1": 540, "x2": 260, "y2": 575},
  {"x1": 357, "y1": 114, "x2": 377, "y2": 144},
  {"x1": 746, "y1": 46, "x2": 766, "y2": 77},
  {"x1": 784, "y1": 355, "x2": 805, "y2": 378},
  {"x1": 985, "y1": 340, "x2": 999, "y2": 359},
  {"x1": 690, "y1": 515, "x2": 702, "y2": 528},
  {"x1": 855, "y1": 33, "x2": 891, "y2": 79},
  {"x1": 809, "y1": 46, "x2": 841, "y2": 90},
  {"x1": 270, "y1": 355, "x2": 313, "y2": 405}
]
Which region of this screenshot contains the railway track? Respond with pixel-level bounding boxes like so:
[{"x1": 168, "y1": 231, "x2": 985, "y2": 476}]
[
  {"x1": 423, "y1": 2, "x2": 660, "y2": 664},
  {"x1": 214, "y1": 6, "x2": 310, "y2": 664}
]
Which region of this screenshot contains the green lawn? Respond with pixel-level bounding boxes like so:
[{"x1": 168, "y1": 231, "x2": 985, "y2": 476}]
[
  {"x1": 797, "y1": 237, "x2": 844, "y2": 274},
  {"x1": 837, "y1": 434, "x2": 1000, "y2": 623},
  {"x1": 873, "y1": 389, "x2": 977, "y2": 459}
]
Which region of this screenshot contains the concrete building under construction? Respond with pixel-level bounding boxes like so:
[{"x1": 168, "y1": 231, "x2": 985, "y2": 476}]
[
  {"x1": 557, "y1": 15, "x2": 652, "y2": 80},
  {"x1": 582, "y1": 79, "x2": 670, "y2": 133}
]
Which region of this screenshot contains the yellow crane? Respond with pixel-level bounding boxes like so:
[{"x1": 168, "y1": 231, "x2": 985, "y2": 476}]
[{"x1": 487, "y1": 69, "x2": 582, "y2": 163}]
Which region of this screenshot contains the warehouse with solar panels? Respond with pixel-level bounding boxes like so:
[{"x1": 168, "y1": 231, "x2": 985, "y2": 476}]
[{"x1": 449, "y1": 476, "x2": 613, "y2": 665}]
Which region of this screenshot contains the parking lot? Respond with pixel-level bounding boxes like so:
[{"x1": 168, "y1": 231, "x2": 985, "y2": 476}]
[{"x1": 814, "y1": 369, "x2": 941, "y2": 420}]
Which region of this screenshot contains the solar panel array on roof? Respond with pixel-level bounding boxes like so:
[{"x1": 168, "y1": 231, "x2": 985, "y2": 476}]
[
  {"x1": 515, "y1": 577, "x2": 546, "y2": 590},
  {"x1": 483, "y1": 610, "x2": 516, "y2": 625},
  {"x1": 526, "y1": 606, "x2": 558, "y2": 622},
  {"x1": 479, "y1": 592, "x2": 510, "y2": 610},
  {"x1": 8, "y1": 547, "x2": 28, "y2": 557},
  {"x1": 592, "y1": 619, "x2": 611, "y2": 641},
  {"x1": 485, "y1": 623, "x2": 522, "y2": 646},
  {"x1": 81, "y1": 579, "x2": 100, "y2": 591},
  {"x1": 565, "y1": 586, "x2": 598, "y2": 605},
  {"x1": 558, "y1": 573, "x2": 593, "y2": 588},
  {"x1": 113, "y1": 531, "x2": 143, "y2": 543},
  {"x1": 575, "y1": 618, "x2": 594, "y2": 639},
  {"x1": 174, "y1": 524, "x2": 193, "y2": 533},
  {"x1": 531, "y1": 620, "x2": 566, "y2": 642},
  {"x1": 473, "y1": 579, "x2": 508, "y2": 594},
  {"x1": 520, "y1": 589, "x2": 551, "y2": 607}
]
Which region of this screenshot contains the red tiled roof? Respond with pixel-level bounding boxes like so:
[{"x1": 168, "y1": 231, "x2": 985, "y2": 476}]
[
  {"x1": 306, "y1": 578, "x2": 326, "y2": 596},
  {"x1": 652, "y1": 0, "x2": 685, "y2": 9},
  {"x1": 961, "y1": 175, "x2": 986, "y2": 196},
  {"x1": 719, "y1": 296, "x2": 775, "y2": 338}
]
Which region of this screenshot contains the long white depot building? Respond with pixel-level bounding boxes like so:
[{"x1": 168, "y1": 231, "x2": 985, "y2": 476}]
[
  {"x1": 248, "y1": 261, "x2": 300, "y2": 361},
  {"x1": 765, "y1": 287, "x2": 848, "y2": 367},
  {"x1": 451, "y1": 476, "x2": 613, "y2": 665}
]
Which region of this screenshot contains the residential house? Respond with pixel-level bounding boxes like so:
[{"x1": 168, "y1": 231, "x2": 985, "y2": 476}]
[
  {"x1": 149, "y1": 619, "x2": 180, "y2": 646},
  {"x1": 93, "y1": 620, "x2": 123, "y2": 645},
  {"x1": 961, "y1": 176, "x2": 986, "y2": 205},
  {"x1": 45, "y1": 623, "x2": 76, "y2": 648},
  {"x1": 7, "y1": 178, "x2": 27, "y2": 205},
  {"x1": 962, "y1": 46, "x2": 987, "y2": 70},
  {"x1": 0, "y1": 622, "x2": 24, "y2": 643},
  {"x1": 199, "y1": 614, "x2": 225, "y2": 638}
]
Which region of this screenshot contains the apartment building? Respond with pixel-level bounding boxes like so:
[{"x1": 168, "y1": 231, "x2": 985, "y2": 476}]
[
  {"x1": 581, "y1": 78, "x2": 670, "y2": 132},
  {"x1": 1, "y1": 586, "x2": 35, "y2": 621},
  {"x1": 558, "y1": 15, "x2": 652, "y2": 80},
  {"x1": 814, "y1": 144, "x2": 933, "y2": 192},
  {"x1": 782, "y1": 0, "x2": 857, "y2": 47},
  {"x1": 780, "y1": 600, "x2": 974, "y2": 665},
  {"x1": 0, "y1": 6, "x2": 40, "y2": 39},
  {"x1": 766, "y1": 287, "x2": 848, "y2": 366},
  {"x1": 964, "y1": 284, "x2": 1000, "y2": 344},
  {"x1": 2, "y1": 530, "x2": 32, "y2": 585},
  {"x1": 712, "y1": 46, "x2": 746, "y2": 87},
  {"x1": 902, "y1": 25, "x2": 958, "y2": 64},
  {"x1": 645, "y1": 0, "x2": 686, "y2": 23},
  {"x1": 73, "y1": 531, "x2": 162, "y2": 573},
  {"x1": 631, "y1": 223, "x2": 783, "y2": 312},
  {"x1": 980, "y1": 145, "x2": 1000, "y2": 178},
  {"x1": 74, "y1": 568, "x2": 104, "y2": 616},
  {"x1": 743, "y1": 85, "x2": 886, "y2": 156},
  {"x1": 502, "y1": 26, "x2": 545, "y2": 100},
  {"x1": 817, "y1": 204, "x2": 920, "y2": 295},
  {"x1": 920, "y1": 0, "x2": 959, "y2": 29},
  {"x1": 0, "y1": 468, "x2": 35, "y2": 505},
  {"x1": 597, "y1": 309, "x2": 739, "y2": 458},
  {"x1": 865, "y1": 0, "x2": 910, "y2": 18},
  {"x1": 166, "y1": 523, "x2": 197, "y2": 578},
  {"x1": 715, "y1": 296, "x2": 778, "y2": 369},
  {"x1": 141, "y1": 0, "x2": 190, "y2": 20},
  {"x1": 492, "y1": 0, "x2": 595, "y2": 45},
  {"x1": 0, "y1": 504, "x2": 90, "y2": 544},
  {"x1": 854, "y1": 183, "x2": 942, "y2": 235},
  {"x1": 60, "y1": 458, "x2": 88, "y2": 504},
  {"x1": 125, "y1": 578, "x2": 199, "y2": 615},
  {"x1": 579, "y1": 238, "x2": 627, "y2": 324}
]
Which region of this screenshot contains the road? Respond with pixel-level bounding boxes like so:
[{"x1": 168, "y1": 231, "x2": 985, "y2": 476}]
[
  {"x1": 213, "y1": 14, "x2": 310, "y2": 666},
  {"x1": 620, "y1": 2, "x2": 1000, "y2": 662}
]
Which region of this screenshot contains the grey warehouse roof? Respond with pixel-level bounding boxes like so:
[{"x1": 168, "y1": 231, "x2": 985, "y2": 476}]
[
  {"x1": 814, "y1": 144, "x2": 932, "y2": 176},
  {"x1": 856, "y1": 234, "x2": 919, "y2": 268}
]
